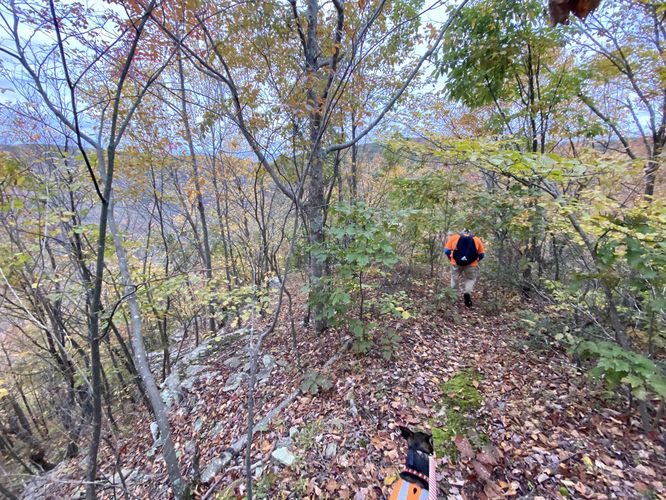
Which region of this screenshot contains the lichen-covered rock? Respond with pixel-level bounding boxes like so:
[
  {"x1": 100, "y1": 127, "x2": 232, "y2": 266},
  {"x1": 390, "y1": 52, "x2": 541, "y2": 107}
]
[
  {"x1": 185, "y1": 364, "x2": 208, "y2": 378},
  {"x1": 223, "y1": 372, "x2": 245, "y2": 392},
  {"x1": 223, "y1": 356, "x2": 243, "y2": 369},
  {"x1": 150, "y1": 422, "x2": 160, "y2": 442},
  {"x1": 262, "y1": 354, "x2": 276, "y2": 369},
  {"x1": 324, "y1": 442, "x2": 338, "y2": 459},
  {"x1": 201, "y1": 457, "x2": 223, "y2": 484},
  {"x1": 271, "y1": 447, "x2": 296, "y2": 466},
  {"x1": 160, "y1": 371, "x2": 183, "y2": 408}
]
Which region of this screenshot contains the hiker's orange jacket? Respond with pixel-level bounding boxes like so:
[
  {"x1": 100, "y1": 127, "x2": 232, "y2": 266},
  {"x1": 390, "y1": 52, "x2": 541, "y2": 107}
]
[{"x1": 444, "y1": 233, "x2": 485, "y2": 266}]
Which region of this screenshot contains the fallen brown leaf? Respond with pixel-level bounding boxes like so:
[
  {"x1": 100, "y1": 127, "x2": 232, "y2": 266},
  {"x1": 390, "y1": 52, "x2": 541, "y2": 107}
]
[
  {"x1": 477, "y1": 450, "x2": 498, "y2": 466},
  {"x1": 454, "y1": 435, "x2": 475, "y2": 460},
  {"x1": 473, "y1": 460, "x2": 492, "y2": 482}
]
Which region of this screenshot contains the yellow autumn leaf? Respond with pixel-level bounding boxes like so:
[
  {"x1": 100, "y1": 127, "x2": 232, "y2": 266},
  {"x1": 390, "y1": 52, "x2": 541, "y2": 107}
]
[{"x1": 384, "y1": 474, "x2": 398, "y2": 486}]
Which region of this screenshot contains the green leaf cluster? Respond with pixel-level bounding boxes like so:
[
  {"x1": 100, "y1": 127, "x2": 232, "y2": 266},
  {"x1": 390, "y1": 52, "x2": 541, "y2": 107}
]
[
  {"x1": 436, "y1": 0, "x2": 562, "y2": 107},
  {"x1": 299, "y1": 370, "x2": 333, "y2": 395},
  {"x1": 577, "y1": 340, "x2": 666, "y2": 401},
  {"x1": 308, "y1": 202, "x2": 408, "y2": 355}
]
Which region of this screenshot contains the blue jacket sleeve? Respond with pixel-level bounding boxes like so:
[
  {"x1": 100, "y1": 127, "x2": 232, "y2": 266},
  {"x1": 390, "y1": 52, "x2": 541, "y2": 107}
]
[
  {"x1": 444, "y1": 248, "x2": 451, "y2": 257},
  {"x1": 478, "y1": 253, "x2": 485, "y2": 261}
]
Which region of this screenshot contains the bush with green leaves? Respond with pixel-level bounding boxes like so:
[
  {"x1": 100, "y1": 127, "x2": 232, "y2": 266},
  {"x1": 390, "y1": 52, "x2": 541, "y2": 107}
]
[
  {"x1": 591, "y1": 203, "x2": 666, "y2": 352},
  {"x1": 308, "y1": 202, "x2": 408, "y2": 356},
  {"x1": 299, "y1": 370, "x2": 333, "y2": 395},
  {"x1": 388, "y1": 170, "x2": 465, "y2": 271},
  {"x1": 577, "y1": 340, "x2": 666, "y2": 431},
  {"x1": 577, "y1": 341, "x2": 666, "y2": 401}
]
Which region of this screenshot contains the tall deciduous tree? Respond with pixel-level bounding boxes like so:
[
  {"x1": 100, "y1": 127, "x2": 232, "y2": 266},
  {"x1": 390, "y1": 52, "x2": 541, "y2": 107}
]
[
  {"x1": 436, "y1": 0, "x2": 579, "y2": 154},
  {"x1": 0, "y1": 1, "x2": 187, "y2": 496},
  {"x1": 150, "y1": 0, "x2": 468, "y2": 331},
  {"x1": 569, "y1": 0, "x2": 665, "y2": 198},
  {"x1": 176, "y1": 52, "x2": 216, "y2": 334}
]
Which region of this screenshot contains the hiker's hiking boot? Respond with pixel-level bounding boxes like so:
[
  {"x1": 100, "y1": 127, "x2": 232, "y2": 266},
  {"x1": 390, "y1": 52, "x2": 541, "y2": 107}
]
[{"x1": 464, "y1": 293, "x2": 472, "y2": 308}]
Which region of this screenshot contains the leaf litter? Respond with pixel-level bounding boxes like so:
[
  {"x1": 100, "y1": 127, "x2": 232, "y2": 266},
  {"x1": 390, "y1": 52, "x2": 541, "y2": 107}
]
[{"x1": 32, "y1": 280, "x2": 665, "y2": 499}]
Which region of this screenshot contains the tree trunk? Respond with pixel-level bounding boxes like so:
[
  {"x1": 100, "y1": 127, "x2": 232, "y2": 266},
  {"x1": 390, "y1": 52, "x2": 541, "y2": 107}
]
[
  {"x1": 211, "y1": 161, "x2": 233, "y2": 289},
  {"x1": 0, "y1": 479, "x2": 19, "y2": 500},
  {"x1": 350, "y1": 111, "x2": 358, "y2": 200},
  {"x1": 110, "y1": 322, "x2": 150, "y2": 407},
  {"x1": 106, "y1": 202, "x2": 188, "y2": 499},
  {"x1": 85, "y1": 146, "x2": 114, "y2": 499},
  {"x1": 644, "y1": 143, "x2": 661, "y2": 198},
  {"x1": 8, "y1": 394, "x2": 52, "y2": 471},
  {"x1": 177, "y1": 54, "x2": 216, "y2": 335},
  {"x1": 1, "y1": 345, "x2": 44, "y2": 438},
  {"x1": 306, "y1": 151, "x2": 327, "y2": 333},
  {"x1": 149, "y1": 163, "x2": 173, "y2": 379},
  {"x1": 305, "y1": 0, "x2": 328, "y2": 333}
]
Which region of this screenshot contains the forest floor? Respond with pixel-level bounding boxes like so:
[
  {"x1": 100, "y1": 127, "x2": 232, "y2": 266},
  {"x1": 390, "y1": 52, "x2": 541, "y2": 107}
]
[{"x1": 26, "y1": 274, "x2": 666, "y2": 499}]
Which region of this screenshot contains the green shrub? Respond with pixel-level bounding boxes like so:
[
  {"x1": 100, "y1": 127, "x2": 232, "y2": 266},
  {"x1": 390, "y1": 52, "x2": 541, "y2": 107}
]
[
  {"x1": 577, "y1": 341, "x2": 666, "y2": 401},
  {"x1": 299, "y1": 370, "x2": 333, "y2": 395},
  {"x1": 577, "y1": 340, "x2": 666, "y2": 432},
  {"x1": 308, "y1": 202, "x2": 409, "y2": 356}
]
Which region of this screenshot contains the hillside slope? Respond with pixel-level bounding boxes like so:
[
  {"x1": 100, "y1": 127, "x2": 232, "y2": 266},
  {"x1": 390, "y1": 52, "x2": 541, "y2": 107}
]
[{"x1": 23, "y1": 276, "x2": 666, "y2": 499}]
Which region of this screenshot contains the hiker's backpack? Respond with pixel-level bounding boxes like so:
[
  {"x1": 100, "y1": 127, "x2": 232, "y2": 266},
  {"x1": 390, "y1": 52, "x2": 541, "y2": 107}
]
[{"x1": 453, "y1": 233, "x2": 479, "y2": 266}]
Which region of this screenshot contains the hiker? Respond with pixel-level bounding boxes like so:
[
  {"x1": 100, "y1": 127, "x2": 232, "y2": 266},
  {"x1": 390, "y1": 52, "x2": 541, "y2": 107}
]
[{"x1": 444, "y1": 229, "x2": 485, "y2": 307}]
